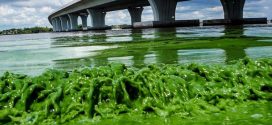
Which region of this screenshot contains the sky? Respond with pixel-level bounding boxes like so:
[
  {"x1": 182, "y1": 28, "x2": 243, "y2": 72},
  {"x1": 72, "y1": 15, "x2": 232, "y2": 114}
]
[{"x1": 0, "y1": 0, "x2": 271, "y2": 30}]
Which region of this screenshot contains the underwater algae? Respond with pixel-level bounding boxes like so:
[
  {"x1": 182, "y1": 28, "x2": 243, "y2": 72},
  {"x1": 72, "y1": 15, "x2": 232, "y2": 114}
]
[{"x1": 0, "y1": 58, "x2": 272, "y2": 125}]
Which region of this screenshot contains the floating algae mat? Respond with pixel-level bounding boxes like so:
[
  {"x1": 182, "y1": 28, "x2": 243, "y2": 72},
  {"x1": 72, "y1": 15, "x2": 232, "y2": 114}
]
[{"x1": 1, "y1": 58, "x2": 272, "y2": 125}]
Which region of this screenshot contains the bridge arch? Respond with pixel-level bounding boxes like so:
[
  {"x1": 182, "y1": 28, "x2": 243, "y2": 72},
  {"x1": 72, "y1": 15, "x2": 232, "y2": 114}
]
[
  {"x1": 87, "y1": 15, "x2": 92, "y2": 27},
  {"x1": 141, "y1": 6, "x2": 154, "y2": 22},
  {"x1": 77, "y1": 16, "x2": 82, "y2": 29},
  {"x1": 79, "y1": 14, "x2": 88, "y2": 30},
  {"x1": 175, "y1": 0, "x2": 223, "y2": 20},
  {"x1": 105, "y1": 10, "x2": 130, "y2": 26},
  {"x1": 244, "y1": 0, "x2": 266, "y2": 18}
]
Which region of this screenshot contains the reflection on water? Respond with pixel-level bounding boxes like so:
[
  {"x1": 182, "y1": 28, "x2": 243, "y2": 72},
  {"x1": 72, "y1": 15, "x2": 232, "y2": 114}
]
[
  {"x1": 224, "y1": 25, "x2": 244, "y2": 37},
  {"x1": 1, "y1": 24, "x2": 272, "y2": 75}
]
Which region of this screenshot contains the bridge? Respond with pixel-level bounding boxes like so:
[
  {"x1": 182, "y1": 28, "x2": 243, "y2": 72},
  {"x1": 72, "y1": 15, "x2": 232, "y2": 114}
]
[{"x1": 48, "y1": 0, "x2": 263, "y2": 32}]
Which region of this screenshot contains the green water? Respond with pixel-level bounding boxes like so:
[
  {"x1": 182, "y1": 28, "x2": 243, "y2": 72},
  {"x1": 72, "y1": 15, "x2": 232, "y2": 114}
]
[
  {"x1": 1, "y1": 25, "x2": 272, "y2": 75},
  {"x1": 53, "y1": 25, "x2": 272, "y2": 69}
]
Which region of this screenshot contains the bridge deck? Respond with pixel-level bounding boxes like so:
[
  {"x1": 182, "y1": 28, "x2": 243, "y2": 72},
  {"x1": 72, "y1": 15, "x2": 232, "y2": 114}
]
[{"x1": 49, "y1": 0, "x2": 188, "y2": 20}]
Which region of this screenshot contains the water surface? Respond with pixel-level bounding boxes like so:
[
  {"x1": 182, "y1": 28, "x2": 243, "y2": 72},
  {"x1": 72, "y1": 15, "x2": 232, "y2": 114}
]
[{"x1": 1, "y1": 24, "x2": 272, "y2": 75}]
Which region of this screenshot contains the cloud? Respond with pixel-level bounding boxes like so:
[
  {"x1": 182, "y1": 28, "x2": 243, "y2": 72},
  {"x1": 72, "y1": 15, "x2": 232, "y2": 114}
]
[
  {"x1": 0, "y1": 0, "x2": 271, "y2": 30},
  {"x1": 0, "y1": 0, "x2": 74, "y2": 30},
  {"x1": 40, "y1": 6, "x2": 55, "y2": 14},
  {"x1": 0, "y1": 5, "x2": 16, "y2": 16}
]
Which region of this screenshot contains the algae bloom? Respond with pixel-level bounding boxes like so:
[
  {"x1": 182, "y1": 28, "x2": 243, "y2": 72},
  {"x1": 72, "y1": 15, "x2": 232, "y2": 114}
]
[{"x1": 0, "y1": 58, "x2": 272, "y2": 124}]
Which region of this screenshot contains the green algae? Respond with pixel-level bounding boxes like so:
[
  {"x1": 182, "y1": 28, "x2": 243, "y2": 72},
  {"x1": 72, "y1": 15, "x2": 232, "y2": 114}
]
[{"x1": 1, "y1": 58, "x2": 272, "y2": 124}]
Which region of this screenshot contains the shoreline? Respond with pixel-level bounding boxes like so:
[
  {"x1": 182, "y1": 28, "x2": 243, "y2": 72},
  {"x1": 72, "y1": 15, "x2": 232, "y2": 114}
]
[{"x1": 1, "y1": 19, "x2": 271, "y2": 35}]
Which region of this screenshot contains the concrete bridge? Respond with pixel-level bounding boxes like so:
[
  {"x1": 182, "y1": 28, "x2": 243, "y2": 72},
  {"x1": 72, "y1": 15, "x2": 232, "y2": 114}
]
[{"x1": 48, "y1": 0, "x2": 262, "y2": 32}]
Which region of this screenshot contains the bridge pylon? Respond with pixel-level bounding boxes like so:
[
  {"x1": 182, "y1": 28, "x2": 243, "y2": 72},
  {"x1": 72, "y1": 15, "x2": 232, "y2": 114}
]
[
  {"x1": 220, "y1": 0, "x2": 245, "y2": 20},
  {"x1": 148, "y1": 0, "x2": 178, "y2": 22},
  {"x1": 68, "y1": 14, "x2": 79, "y2": 31},
  {"x1": 128, "y1": 7, "x2": 144, "y2": 25},
  {"x1": 87, "y1": 9, "x2": 106, "y2": 29},
  {"x1": 60, "y1": 16, "x2": 69, "y2": 31}
]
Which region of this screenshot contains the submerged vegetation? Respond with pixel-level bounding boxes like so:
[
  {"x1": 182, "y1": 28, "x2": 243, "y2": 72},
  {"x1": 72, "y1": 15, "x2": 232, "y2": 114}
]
[{"x1": 0, "y1": 58, "x2": 272, "y2": 124}]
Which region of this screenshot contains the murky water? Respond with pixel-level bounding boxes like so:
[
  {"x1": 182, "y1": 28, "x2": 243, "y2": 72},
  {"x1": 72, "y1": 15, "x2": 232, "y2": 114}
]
[{"x1": 1, "y1": 24, "x2": 272, "y2": 75}]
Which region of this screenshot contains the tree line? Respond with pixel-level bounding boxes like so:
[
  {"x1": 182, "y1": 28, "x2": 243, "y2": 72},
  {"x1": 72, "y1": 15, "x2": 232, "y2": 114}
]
[{"x1": 0, "y1": 27, "x2": 53, "y2": 35}]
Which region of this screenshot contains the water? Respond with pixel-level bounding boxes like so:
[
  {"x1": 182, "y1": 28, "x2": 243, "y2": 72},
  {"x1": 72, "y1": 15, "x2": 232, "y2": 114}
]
[{"x1": 1, "y1": 24, "x2": 272, "y2": 75}]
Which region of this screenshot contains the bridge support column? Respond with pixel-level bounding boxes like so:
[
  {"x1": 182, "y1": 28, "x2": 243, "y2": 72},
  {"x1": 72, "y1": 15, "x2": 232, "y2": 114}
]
[
  {"x1": 220, "y1": 0, "x2": 245, "y2": 20},
  {"x1": 56, "y1": 17, "x2": 62, "y2": 32},
  {"x1": 128, "y1": 7, "x2": 144, "y2": 25},
  {"x1": 68, "y1": 14, "x2": 79, "y2": 31},
  {"x1": 80, "y1": 15, "x2": 88, "y2": 30},
  {"x1": 67, "y1": 17, "x2": 71, "y2": 31},
  {"x1": 87, "y1": 9, "x2": 106, "y2": 29},
  {"x1": 52, "y1": 19, "x2": 57, "y2": 32},
  {"x1": 60, "y1": 16, "x2": 69, "y2": 31},
  {"x1": 53, "y1": 19, "x2": 59, "y2": 32},
  {"x1": 148, "y1": 0, "x2": 178, "y2": 22}
]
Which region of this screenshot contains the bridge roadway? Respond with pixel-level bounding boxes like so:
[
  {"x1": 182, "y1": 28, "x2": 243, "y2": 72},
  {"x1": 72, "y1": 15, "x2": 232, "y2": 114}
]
[{"x1": 49, "y1": 0, "x2": 255, "y2": 32}]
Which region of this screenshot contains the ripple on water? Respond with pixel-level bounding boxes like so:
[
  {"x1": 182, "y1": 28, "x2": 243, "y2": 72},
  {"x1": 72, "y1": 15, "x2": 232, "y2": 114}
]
[
  {"x1": 108, "y1": 56, "x2": 134, "y2": 66},
  {"x1": 245, "y1": 24, "x2": 272, "y2": 37},
  {"x1": 0, "y1": 45, "x2": 118, "y2": 76},
  {"x1": 246, "y1": 46, "x2": 272, "y2": 59},
  {"x1": 257, "y1": 39, "x2": 272, "y2": 42},
  {"x1": 177, "y1": 49, "x2": 226, "y2": 64},
  {"x1": 144, "y1": 52, "x2": 157, "y2": 65},
  {"x1": 106, "y1": 36, "x2": 133, "y2": 42}
]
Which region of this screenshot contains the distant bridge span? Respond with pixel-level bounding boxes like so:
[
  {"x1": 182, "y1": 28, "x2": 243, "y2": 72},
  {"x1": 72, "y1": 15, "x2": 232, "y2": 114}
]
[{"x1": 49, "y1": 0, "x2": 247, "y2": 32}]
